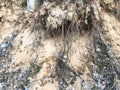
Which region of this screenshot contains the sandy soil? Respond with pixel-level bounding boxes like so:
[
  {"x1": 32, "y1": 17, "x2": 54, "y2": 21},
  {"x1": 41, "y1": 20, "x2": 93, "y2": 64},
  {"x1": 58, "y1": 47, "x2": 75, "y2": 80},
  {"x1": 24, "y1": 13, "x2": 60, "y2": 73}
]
[{"x1": 0, "y1": 0, "x2": 120, "y2": 90}]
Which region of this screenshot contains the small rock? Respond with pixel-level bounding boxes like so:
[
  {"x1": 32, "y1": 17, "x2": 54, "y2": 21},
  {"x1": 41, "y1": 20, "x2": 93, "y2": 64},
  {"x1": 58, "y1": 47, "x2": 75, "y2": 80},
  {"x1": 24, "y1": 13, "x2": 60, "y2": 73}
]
[
  {"x1": 23, "y1": 86, "x2": 28, "y2": 90},
  {"x1": 96, "y1": 48, "x2": 101, "y2": 52},
  {"x1": 0, "y1": 83, "x2": 3, "y2": 89},
  {"x1": 1, "y1": 43, "x2": 8, "y2": 48},
  {"x1": 63, "y1": 55, "x2": 68, "y2": 59}
]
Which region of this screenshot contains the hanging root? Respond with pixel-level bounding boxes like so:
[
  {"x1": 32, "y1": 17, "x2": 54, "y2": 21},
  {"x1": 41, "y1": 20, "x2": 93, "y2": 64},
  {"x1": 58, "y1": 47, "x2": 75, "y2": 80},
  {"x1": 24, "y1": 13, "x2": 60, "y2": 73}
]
[
  {"x1": 36, "y1": 0, "x2": 102, "y2": 38},
  {"x1": 54, "y1": 55, "x2": 79, "y2": 89}
]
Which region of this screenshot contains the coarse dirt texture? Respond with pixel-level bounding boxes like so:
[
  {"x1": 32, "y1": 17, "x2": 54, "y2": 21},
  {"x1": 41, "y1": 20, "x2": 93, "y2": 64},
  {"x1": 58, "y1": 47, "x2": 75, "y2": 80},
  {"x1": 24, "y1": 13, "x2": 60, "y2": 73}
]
[{"x1": 0, "y1": 0, "x2": 120, "y2": 90}]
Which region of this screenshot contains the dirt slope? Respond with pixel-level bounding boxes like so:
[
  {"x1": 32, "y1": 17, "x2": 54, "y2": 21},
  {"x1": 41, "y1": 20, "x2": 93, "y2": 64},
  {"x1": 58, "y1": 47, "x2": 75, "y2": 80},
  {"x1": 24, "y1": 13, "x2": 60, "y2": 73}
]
[{"x1": 0, "y1": 0, "x2": 120, "y2": 90}]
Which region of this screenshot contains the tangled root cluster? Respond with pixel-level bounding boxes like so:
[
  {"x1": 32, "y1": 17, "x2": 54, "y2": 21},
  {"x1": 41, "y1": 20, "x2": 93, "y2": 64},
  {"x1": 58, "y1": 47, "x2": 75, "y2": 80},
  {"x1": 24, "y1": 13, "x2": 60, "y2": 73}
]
[
  {"x1": 33, "y1": 0, "x2": 120, "y2": 90},
  {"x1": 38, "y1": 0, "x2": 101, "y2": 31}
]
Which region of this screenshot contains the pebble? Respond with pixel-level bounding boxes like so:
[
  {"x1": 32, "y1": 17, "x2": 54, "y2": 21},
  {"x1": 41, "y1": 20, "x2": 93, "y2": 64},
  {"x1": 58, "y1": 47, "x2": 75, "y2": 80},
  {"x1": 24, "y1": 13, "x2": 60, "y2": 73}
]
[
  {"x1": 96, "y1": 48, "x2": 101, "y2": 52},
  {"x1": 1, "y1": 43, "x2": 8, "y2": 48},
  {"x1": 24, "y1": 86, "x2": 28, "y2": 90},
  {"x1": 0, "y1": 83, "x2": 3, "y2": 89}
]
